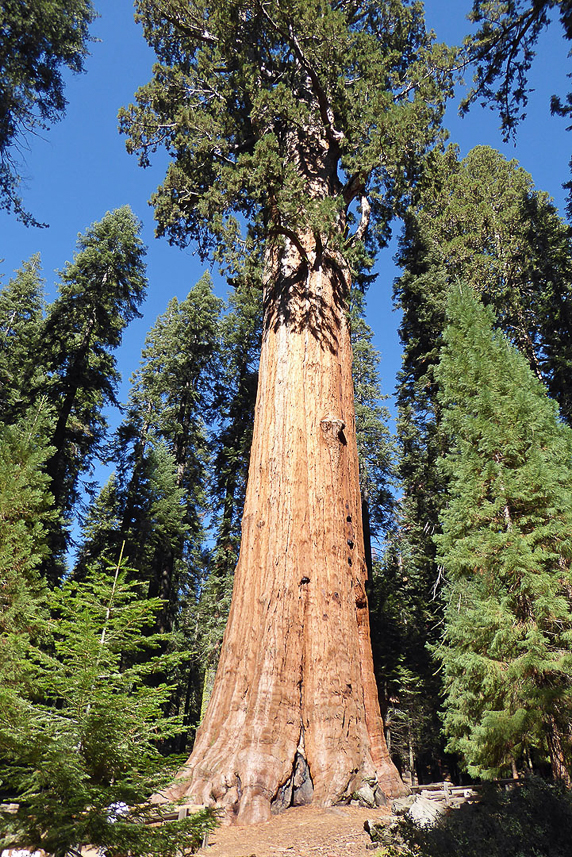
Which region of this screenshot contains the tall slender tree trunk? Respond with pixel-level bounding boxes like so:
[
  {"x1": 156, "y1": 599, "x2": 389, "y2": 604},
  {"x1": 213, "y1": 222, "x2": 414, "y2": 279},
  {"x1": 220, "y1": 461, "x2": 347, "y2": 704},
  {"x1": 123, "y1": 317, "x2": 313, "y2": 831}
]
[
  {"x1": 165, "y1": 228, "x2": 404, "y2": 823},
  {"x1": 546, "y1": 715, "x2": 572, "y2": 787}
]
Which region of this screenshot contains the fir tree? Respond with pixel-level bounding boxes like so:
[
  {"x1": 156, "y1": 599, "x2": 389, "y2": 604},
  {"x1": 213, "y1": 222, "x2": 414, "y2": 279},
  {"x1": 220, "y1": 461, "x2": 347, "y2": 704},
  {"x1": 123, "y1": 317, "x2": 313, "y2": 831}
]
[
  {"x1": 41, "y1": 206, "x2": 147, "y2": 580},
  {"x1": 73, "y1": 473, "x2": 122, "y2": 578},
  {"x1": 435, "y1": 286, "x2": 572, "y2": 785},
  {"x1": 0, "y1": 254, "x2": 46, "y2": 423},
  {"x1": 0, "y1": 404, "x2": 55, "y2": 693},
  {"x1": 385, "y1": 145, "x2": 572, "y2": 776},
  {"x1": 76, "y1": 275, "x2": 223, "y2": 744},
  {"x1": 350, "y1": 287, "x2": 395, "y2": 546},
  {"x1": 113, "y1": 273, "x2": 222, "y2": 626},
  {"x1": 396, "y1": 145, "x2": 572, "y2": 420},
  {"x1": 193, "y1": 270, "x2": 262, "y2": 712},
  {"x1": 0, "y1": 553, "x2": 217, "y2": 856}
]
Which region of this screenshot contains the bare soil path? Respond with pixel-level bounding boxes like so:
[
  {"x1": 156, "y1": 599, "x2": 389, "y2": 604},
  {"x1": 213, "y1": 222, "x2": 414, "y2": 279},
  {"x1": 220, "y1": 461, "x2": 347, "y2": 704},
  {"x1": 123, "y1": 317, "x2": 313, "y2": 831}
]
[{"x1": 199, "y1": 805, "x2": 389, "y2": 857}]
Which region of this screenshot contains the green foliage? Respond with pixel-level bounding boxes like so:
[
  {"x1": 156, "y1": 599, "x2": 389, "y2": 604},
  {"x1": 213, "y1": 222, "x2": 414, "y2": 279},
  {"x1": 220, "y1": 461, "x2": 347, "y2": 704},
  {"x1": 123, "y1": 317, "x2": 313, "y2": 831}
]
[
  {"x1": 399, "y1": 779, "x2": 572, "y2": 857},
  {"x1": 75, "y1": 274, "x2": 225, "y2": 745},
  {"x1": 121, "y1": 0, "x2": 456, "y2": 265},
  {"x1": 435, "y1": 286, "x2": 572, "y2": 782},
  {"x1": 350, "y1": 287, "x2": 395, "y2": 540},
  {"x1": 385, "y1": 145, "x2": 572, "y2": 777},
  {"x1": 0, "y1": 254, "x2": 47, "y2": 422},
  {"x1": 109, "y1": 273, "x2": 221, "y2": 613},
  {"x1": 396, "y1": 144, "x2": 572, "y2": 421},
  {"x1": 0, "y1": 553, "x2": 217, "y2": 856},
  {"x1": 39, "y1": 206, "x2": 147, "y2": 577},
  {"x1": 0, "y1": 406, "x2": 55, "y2": 700},
  {"x1": 0, "y1": 0, "x2": 95, "y2": 224},
  {"x1": 462, "y1": 1, "x2": 572, "y2": 138},
  {"x1": 192, "y1": 270, "x2": 262, "y2": 692}
]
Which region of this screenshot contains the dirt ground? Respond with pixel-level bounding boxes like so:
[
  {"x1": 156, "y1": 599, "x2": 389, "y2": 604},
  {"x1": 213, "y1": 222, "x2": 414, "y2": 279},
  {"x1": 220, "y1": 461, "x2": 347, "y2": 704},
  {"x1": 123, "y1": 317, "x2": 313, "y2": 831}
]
[{"x1": 198, "y1": 805, "x2": 390, "y2": 857}]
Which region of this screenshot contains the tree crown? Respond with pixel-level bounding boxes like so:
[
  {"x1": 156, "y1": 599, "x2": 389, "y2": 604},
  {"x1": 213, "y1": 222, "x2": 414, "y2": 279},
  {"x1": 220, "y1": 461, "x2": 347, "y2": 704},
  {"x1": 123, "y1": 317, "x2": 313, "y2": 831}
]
[{"x1": 121, "y1": 0, "x2": 456, "y2": 264}]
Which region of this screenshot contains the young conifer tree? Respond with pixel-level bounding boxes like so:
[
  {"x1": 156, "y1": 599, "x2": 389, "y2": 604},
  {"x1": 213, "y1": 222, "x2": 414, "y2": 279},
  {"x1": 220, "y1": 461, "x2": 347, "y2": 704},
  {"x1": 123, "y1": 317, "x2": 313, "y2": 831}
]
[
  {"x1": 435, "y1": 286, "x2": 572, "y2": 785},
  {"x1": 122, "y1": 0, "x2": 455, "y2": 821},
  {"x1": 0, "y1": 554, "x2": 216, "y2": 857}
]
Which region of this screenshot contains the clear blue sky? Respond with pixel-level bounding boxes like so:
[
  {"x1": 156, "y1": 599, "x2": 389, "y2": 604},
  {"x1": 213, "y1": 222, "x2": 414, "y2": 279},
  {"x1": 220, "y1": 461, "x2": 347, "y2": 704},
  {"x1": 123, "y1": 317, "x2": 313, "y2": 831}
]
[{"x1": 0, "y1": 0, "x2": 570, "y2": 421}]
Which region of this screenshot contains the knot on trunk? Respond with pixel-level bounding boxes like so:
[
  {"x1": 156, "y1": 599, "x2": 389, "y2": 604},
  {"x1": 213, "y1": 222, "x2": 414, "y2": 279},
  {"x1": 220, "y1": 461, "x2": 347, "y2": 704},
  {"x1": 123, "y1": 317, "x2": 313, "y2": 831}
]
[{"x1": 320, "y1": 416, "x2": 346, "y2": 444}]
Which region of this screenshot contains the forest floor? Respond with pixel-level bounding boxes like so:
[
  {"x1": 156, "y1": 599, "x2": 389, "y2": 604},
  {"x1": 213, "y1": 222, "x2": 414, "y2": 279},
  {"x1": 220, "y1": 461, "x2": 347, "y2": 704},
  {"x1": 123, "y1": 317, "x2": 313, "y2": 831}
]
[{"x1": 198, "y1": 804, "x2": 388, "y2": 857}]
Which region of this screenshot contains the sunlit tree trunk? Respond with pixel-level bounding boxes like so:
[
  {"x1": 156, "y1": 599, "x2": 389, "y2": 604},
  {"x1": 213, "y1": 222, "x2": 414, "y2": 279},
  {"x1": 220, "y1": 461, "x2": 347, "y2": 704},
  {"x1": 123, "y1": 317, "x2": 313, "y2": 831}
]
[{"x1": 165, "y1": 222, "x2": 403, "y2": 823}]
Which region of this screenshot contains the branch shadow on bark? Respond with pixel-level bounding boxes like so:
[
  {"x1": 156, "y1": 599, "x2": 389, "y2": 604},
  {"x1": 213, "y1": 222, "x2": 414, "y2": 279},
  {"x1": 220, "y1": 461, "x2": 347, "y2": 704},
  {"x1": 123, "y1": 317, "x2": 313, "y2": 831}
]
[{"x1": 263, "y1": 249, "x2": 349, "y2": 356}]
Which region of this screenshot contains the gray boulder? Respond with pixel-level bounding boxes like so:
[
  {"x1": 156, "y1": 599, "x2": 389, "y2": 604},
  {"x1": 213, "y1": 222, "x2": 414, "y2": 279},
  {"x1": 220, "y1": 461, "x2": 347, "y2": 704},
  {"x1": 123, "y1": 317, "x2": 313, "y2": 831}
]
[{"x1": 407, "y1": 795, "x2": 445, "y2": 827}]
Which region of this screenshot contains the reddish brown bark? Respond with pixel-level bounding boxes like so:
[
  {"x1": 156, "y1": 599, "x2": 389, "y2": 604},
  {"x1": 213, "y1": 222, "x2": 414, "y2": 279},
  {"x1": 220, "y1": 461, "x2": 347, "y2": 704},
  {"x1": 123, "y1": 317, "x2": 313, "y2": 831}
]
[
  {"x1": 164, "y1": 229, "x2": 404, "y2": 823},
  {"x1": 546, "y1": 715, "x2": 572, "y2": 787}
]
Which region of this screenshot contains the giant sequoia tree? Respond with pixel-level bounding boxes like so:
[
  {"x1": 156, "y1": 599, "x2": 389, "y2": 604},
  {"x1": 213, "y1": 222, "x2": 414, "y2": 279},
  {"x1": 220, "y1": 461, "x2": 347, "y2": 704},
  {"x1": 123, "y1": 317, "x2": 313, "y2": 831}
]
[{"x1": 122, "y1": 0, "x2": 454, "y2": 823}]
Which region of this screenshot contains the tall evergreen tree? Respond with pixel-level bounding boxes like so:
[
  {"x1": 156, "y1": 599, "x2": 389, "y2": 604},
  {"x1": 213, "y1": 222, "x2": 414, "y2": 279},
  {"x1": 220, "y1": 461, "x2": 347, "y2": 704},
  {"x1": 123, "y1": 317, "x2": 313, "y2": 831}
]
[
  {"x1": 73, "y1": 473, "x2": 122, "y2": 577},
  {"x1": 0, "y1": 405, "x2": 55, "y2": 692},
  {"x1": 114, "y1": 273, "x2": 222, "y2": 623},
  {"x1": 197, "y1": 276, "x2": 397, "y2": 723},
  {"x1": 41, "y1": 206, "x2": 147, "y2": 579},
  {"x1": 350, "y1": 287, "x2": 395, "y2": 546},
  {"x1": 435, "y1": 286, "x2": 572, "y2": 785},
  {"x1": 0, "y1": 254, "x2": 46, "y2": 423},
  {"x1": 193, "y1": 270, "x2": 262, "y2": 711},
  {"x1": 396, "y1": 145, "x2": 572, "y2": 423},
  {"x1": 121, "y1": 0, "x2": 457, "y2": 821},
  {"x1": 76, "y1": 275, "x2": 223, "y2": 745},
  {"x1": 385, "y1": 145, "x2": 572, "y2": 777}
]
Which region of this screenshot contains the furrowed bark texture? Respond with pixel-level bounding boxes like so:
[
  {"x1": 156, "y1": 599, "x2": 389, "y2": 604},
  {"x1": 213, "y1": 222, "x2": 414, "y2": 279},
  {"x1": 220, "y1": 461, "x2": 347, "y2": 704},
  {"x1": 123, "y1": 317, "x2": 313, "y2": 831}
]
[{"x1": 165, "y1": 231, "x2": 403, "y2": 823}]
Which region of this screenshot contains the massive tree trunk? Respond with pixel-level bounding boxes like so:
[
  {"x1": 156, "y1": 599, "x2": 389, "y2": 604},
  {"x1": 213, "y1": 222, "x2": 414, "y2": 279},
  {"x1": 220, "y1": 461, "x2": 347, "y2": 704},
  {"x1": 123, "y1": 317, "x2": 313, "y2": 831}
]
[{"x1": 164, "y1": 225, "x2": 404, "y2": 823}]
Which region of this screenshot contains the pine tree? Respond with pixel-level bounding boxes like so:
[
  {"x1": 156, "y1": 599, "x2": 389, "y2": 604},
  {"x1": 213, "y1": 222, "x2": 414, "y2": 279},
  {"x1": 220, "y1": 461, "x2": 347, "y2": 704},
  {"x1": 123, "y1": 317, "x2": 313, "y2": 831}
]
[
  {"x1": 41, "y1": 206, "x2": 147, "y2": 580},
  {"x1": 73, "y1": 473, "x2": 123, "y2": 579},
  {"x1": 435, "y1": 286, "x2": 572, "y2": 785},
  {"x1": 350, "y1": 287, "x2": 395, "y2": 545},
  {"x1": 114, "y1": 273, "x2": 222, "y2": 625},
  {"x1": 193, "y1": 270, "x2": 263, "y2": 714},
  {"x1": 0, "y1": 404, "x2": 55, "y2": 690},
  {"x1": 76, "y1": 275, "x2": 223, "y2": 746},
  {"x1": 396, "y1": 145, "x2": 572, "y2": 421}
]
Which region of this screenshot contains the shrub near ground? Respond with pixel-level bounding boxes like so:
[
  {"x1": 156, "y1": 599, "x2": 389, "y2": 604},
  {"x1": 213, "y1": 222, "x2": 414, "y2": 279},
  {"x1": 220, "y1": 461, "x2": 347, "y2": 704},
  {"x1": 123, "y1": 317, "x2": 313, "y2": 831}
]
[{"x1": 395, "y1": 778, "x2": 572, "y2": 857}]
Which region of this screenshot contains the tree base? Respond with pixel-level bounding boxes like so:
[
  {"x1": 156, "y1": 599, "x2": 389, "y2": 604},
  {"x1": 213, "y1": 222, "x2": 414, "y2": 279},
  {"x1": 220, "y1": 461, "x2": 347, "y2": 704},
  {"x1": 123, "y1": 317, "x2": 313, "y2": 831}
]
[{"x1": 163, "y1": 733, "x2": 406, "y2": 825}]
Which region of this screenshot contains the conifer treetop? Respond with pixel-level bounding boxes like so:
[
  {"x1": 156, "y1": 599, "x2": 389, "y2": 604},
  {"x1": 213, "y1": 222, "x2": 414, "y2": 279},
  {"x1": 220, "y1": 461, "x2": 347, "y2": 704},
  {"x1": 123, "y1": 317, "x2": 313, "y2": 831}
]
[{"x1": 121, "y1": 0, "x2": 456, "y2": 261}]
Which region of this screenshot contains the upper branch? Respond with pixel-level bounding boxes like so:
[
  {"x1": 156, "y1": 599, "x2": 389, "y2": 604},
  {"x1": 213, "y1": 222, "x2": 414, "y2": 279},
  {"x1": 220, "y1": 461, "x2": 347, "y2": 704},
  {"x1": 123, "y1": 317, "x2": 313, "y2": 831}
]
[
  {"x1": 254, "y1": 0, "x2": 345, "y2": 147},
  {"x1": 152, "y1": 1, "x2": 218, "y2": 44}
]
